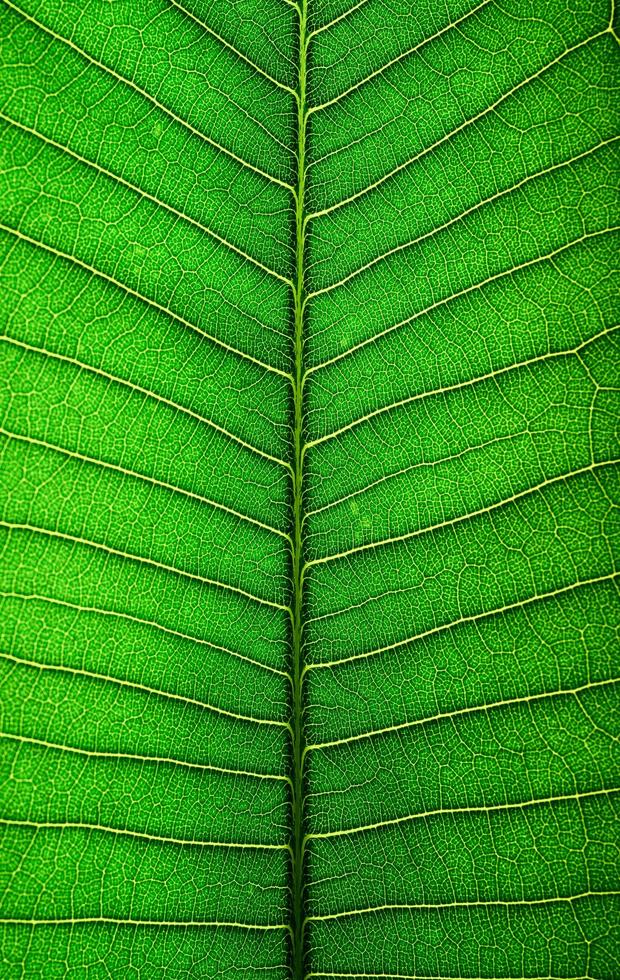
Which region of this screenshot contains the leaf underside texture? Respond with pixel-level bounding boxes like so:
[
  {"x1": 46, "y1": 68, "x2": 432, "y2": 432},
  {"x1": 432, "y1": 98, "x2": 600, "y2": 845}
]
[{"x1": 0, "y1": 0, "x2": 619, "y2": 977}]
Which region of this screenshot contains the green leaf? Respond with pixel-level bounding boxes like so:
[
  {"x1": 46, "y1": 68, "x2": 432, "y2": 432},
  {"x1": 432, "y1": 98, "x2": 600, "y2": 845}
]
[{"x1": 0, "y1": 0, "x2": 619, "y2": 977}]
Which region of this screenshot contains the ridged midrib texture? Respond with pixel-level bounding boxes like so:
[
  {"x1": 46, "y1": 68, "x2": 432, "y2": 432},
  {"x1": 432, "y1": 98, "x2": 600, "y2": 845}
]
[{"x1": 291, "y1": 2, "x2": 308, "y2": 977}]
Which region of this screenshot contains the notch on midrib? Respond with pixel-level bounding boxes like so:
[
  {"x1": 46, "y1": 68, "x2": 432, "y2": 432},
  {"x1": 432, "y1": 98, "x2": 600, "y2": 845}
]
[{"x1": 290, "y1": 1, "x2": 309, "y2": 978}]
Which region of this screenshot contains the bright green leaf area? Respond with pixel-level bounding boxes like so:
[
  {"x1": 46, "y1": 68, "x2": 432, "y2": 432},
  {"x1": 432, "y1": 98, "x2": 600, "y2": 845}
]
[{"x1": 0, "y1": 0, "x2": 619, "y2": 976}]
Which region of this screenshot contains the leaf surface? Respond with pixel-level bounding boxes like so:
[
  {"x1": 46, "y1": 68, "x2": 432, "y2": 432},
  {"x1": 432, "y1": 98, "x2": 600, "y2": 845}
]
[{"x1": 0, "y1": 0, "x2": 619, "y2": 977}]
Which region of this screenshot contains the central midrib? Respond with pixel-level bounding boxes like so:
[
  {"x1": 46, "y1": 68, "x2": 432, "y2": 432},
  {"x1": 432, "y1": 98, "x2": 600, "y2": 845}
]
[{"x1": 291, "y1": 1, "x2": 308, "y2": 977}]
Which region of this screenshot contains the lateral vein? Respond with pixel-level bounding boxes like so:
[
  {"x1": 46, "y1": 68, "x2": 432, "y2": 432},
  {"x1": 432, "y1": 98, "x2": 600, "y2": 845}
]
[
  {"x1": 0, "y1": 817, "x2": 289, "y2": 852},
  {"x1": 306, "y1": 136, "x2": 619, "y2": 298},
  {"x1": 307, "y1": 1, "x2": 371, "y2": 40},
  {"x1": 169, "y1": 0, "x2": 297, "y2": 96},
  {"x1": 0, "y1": 112, "x2": 293, "y2": 285},
  {"x1": 3, "y1": 0, "x2": 295, "y2": 192},
  {"x1": 304, "y1": 571, "x2": 619, "y2": 656},
  {"x1": 305, "y1": 973, "x2": 593, "y2": 979},
  {"x1": 306, "y1": 1, "x2": 491, "y2": 116},
  {"x1": 304, "y1": 786, "x2": 620, "y2": 841},
  {"x1": 0, "y1": 732, "x2": 290, "y2": 784},
  {"x1": 0, "y1": 651, "x2": 290, "y2": 730},
  {"x1": 1, "y1": 334, "x2": 291, "y2": 470},
  {"x1": 0, "y1": 429, "x2": 289, "y2": 541},
  {"x1": 0, "y1": 916, "x2": 290, "y2": 931},
  {"x1": 0, "y1": 222, "x2": 292, "y2": 379},
  {"x1": 0, "y1": 591, "x2": 292, "y2": 680},
  {"x1": 302, "y1": 432, "x2": 530, "y2": 523},
  {"x1": 303, "y1": 677, "x2": 619, "y2": 753},
  {"x1": 306, "y1": 29, "x2": 610, "y2": 217},
  {"x1": 304, "y1": 229, "x2": 619, "y2": 376},
  {"x1": 304, "y1": 324, "x2": 619, "y2": 449},
  {"x1": 0, "y1": 520, "x2": 290, "y2": 613},
  {"x1": 304, "y1": 891, "x2": 620, "y2": 924},
  {"x1": 303, "y1": 461, "x2": 618, "y2": 569}
]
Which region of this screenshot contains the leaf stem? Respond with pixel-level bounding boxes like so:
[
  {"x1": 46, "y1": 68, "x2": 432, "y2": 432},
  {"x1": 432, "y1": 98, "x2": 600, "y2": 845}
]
[{"x1": 291, "y1": 1, "x2": 308, "y2": 976}]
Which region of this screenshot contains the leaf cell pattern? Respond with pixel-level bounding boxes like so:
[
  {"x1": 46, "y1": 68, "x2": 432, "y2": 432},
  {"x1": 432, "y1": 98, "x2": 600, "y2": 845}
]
[{"x1": 0, "y1": 0, "x2": 619, "y2": 977}]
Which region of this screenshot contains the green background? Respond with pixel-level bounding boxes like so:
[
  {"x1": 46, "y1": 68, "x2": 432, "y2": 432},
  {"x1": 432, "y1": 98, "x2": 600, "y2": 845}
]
[{"x1": 0, "y1": 0, "x2": 619, "y2": 976}]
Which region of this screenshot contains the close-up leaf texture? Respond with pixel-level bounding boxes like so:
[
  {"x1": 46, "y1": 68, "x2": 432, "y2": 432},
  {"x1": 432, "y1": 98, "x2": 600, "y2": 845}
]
[{"x1": 0, "y1": 0, "x2": 619, "y2": 976}]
